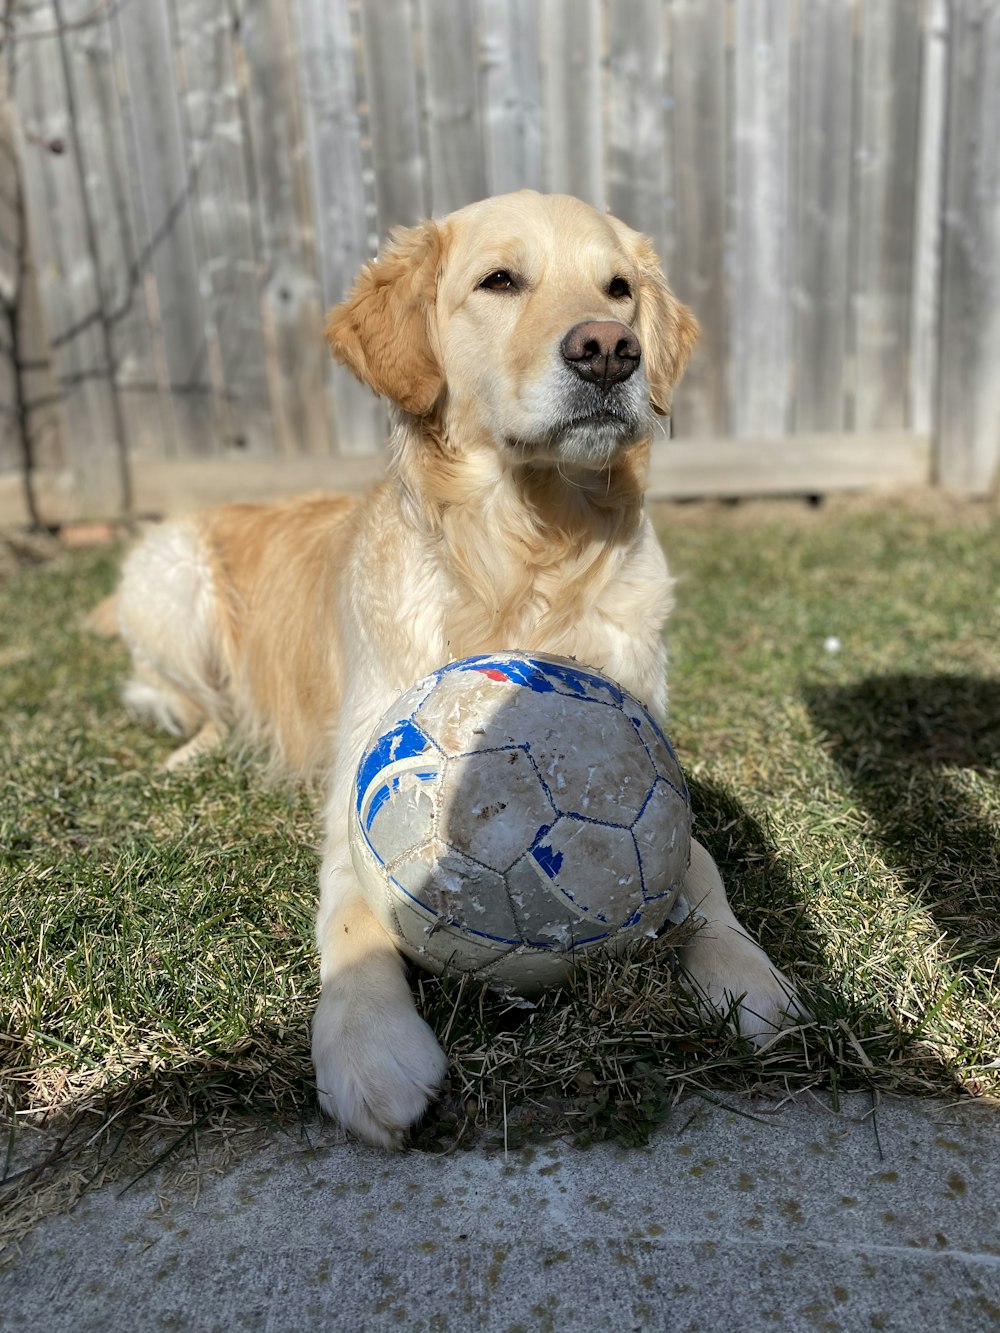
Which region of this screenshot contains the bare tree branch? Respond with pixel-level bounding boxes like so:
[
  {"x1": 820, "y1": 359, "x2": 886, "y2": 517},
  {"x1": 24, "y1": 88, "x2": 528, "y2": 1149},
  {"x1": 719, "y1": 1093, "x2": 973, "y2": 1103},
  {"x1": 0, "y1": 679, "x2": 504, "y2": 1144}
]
[
  {"x1": 2, "y1": 0, "x2": 131, "y2": 43},
  {"x1": 48, "y1": 152, "x2": 206, "y2": 350},
  {"x1": 0, "y1": 120, "x2": 47, "y2": 529}
]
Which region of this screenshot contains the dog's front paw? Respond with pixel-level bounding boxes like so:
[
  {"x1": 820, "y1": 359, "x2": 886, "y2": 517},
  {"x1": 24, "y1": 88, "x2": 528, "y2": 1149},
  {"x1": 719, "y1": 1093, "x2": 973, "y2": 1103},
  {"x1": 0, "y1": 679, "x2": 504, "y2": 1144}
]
[
  {"x1": 680, "y1": 926, "x2": 805, "y2": 1045},
  {"x1": 311, "y1": 979, "x2": 448, "y2": 1149}
]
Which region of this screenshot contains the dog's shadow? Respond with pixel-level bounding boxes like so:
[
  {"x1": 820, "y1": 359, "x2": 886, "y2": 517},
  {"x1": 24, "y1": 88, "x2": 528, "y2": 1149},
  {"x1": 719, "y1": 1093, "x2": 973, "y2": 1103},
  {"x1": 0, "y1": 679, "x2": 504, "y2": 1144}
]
[
  {"x1": 684, "y1": 775, "x2": 827, "y2": 977},
  {"x1": 803, "y1": 674, "x2": 1000, "y2": 975}
]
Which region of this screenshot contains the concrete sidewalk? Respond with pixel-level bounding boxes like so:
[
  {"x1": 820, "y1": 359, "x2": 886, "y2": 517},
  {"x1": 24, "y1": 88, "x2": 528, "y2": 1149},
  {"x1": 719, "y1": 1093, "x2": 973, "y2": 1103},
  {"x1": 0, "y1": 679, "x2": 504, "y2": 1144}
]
[{"x1": 2, "y1": 1093, "x2": 998, "y2": 1332}]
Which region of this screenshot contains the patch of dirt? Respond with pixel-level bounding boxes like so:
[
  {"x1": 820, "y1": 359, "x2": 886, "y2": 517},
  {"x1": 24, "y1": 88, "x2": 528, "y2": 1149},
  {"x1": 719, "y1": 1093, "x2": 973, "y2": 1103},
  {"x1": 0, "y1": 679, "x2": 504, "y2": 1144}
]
[
  {"x1": 0, "y1": 523, "x2": 126, "y2": 580},
  {"x1": 0, "y1": 530, "x2": 62, "y2": 579}
]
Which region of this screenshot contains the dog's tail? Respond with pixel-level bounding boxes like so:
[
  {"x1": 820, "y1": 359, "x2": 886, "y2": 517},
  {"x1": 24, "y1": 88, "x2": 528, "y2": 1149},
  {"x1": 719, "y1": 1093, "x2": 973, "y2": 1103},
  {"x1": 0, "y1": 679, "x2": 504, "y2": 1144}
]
[{"x1": 83, "y1": 593, "x2": 120, "y2": 637}]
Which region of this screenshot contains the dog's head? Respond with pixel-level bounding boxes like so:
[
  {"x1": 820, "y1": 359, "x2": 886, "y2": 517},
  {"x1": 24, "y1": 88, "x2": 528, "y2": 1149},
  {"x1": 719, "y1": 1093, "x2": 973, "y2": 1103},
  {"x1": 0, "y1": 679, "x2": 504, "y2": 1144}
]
[{"x1": 326, "y1": 191, "x2": 697, "y2": 470}]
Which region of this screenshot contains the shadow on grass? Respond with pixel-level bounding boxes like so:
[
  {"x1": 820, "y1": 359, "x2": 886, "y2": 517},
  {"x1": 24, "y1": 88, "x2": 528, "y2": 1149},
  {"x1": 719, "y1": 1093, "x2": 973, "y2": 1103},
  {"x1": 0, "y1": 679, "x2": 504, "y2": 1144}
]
[
  {"x1": 683, "y1": 774, "x2": 980, "y2": 1100},
  {"x1": 685, "y1": 775, "x2": 825, "y2": 973},
  {"x1": 804, "y1": 674, "x2": 1000, "y2": 972}
]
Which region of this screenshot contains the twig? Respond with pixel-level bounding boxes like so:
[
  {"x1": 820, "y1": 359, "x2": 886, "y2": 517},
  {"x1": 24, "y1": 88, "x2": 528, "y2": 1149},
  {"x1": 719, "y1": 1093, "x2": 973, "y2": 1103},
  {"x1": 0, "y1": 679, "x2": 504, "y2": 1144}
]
[
  {"x1": 5, "y1": 0, "x2": 128, "y2": 43},
  {"x1": 0, "y1": 1111, "x2": 88, "y2": 1193},
  {"x1": 0, "y1": 121, "x2": 47, "y2": 530}
]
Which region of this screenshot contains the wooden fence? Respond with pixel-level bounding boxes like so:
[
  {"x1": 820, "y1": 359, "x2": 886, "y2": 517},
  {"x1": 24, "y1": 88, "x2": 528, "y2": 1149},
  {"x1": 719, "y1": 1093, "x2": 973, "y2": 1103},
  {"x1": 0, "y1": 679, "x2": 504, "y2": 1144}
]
[{"x1": 1, "y1": 0, "x2": 998, "y2": 525}]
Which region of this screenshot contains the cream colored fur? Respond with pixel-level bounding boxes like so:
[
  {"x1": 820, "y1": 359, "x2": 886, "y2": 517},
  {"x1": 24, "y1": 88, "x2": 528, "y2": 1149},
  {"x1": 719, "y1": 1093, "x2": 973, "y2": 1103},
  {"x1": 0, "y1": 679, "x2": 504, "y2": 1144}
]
[{"x1": 115, "y1": 192, "x2": 800, "y2": 1148}]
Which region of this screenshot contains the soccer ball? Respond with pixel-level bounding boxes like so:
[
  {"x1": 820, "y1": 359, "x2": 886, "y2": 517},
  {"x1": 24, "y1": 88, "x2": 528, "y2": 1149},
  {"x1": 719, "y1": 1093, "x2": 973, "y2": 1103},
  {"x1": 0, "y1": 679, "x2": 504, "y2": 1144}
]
[{"x1": 349, "y1": 652, "x2": 692, "y2": 996}]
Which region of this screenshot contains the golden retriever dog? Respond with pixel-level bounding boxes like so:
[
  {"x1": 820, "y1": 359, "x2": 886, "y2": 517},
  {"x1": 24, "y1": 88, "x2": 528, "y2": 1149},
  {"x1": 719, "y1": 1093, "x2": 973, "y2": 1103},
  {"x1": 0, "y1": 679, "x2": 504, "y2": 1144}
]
[{"x1": 114, "y1": 191, "x2": 800, "y2": 1147}]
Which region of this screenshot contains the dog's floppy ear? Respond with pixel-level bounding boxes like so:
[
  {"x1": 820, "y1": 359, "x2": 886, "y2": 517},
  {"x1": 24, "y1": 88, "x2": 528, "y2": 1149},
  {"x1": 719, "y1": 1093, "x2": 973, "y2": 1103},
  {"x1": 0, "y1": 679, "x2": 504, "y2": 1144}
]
[
  {"x1": 632, "y1": 237, "x2": 699, "y2": 416},
  {"x1": 326, "y1": 222, "x2": 445, "y2": 416}
]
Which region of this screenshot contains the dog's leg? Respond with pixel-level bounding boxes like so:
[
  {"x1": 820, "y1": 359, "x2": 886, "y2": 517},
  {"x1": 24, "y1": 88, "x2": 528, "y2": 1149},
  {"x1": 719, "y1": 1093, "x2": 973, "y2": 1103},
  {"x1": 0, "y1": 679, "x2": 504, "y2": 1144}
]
[
  {"x1": 312, "y1": 850, "x2": 448, "y2": 1148},
  {"x1": 117, "y1": 520, "x2": 229, "y2": 752},
  {"x1": 163, "y1": 718, "x2": 227, "y2": 771},
  {"x1": 312, "y1": 680, "x2": 450, "y2": 1147},
  {"x1": 678, "y1": 838, "x2": 804, "y2": 1043}
]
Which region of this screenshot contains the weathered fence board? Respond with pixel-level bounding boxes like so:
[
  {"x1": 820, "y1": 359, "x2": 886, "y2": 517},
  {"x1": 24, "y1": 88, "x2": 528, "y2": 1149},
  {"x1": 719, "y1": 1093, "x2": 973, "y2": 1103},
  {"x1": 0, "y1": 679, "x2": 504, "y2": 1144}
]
[
  {"x1": 3, "y1": 0, "x2": 999, "y2": 518},
  {"x1": 65, "y1": 0, "x2": 167, "y2": 464},
  {"x1": 852, "y1": 0, "x2": 922, "y2": 433},
  {"x1": 295, "y1": 0, "x2": 370, "y2": 301},
  {"x1": 420, "y1": 0, "x2": 487, "y2": 215},
  {"x1": 171, "y1": 0, "x2": 276, "y2": 459},
  {"x1": 793, "y1": 0, "x2": 853, "y2": 435},
  {"x1": 732, "y1": 0, "x2": 793, "y2": 438},
  {"x1": 606, "y1": 0, "x2": 669, "y2": 264},
  {"x1": 479, "y1": 0, "x2": 543, "y2": 197},
  {"x1": 294, "y1": 0, "x2": 385, "y2": 455},
  {"x1": 17, "y1": 0, "x2": 126, "y2": 513},
  {"x1": 359, "y1": 0, "x2": 426, "y2": 232},
  {"x1": 909, "y1": 0, "x2": 949, "y2": 440},
  {"x1": 649, "y1": 431, "x2": 932, "y2": 499},
  {"x1": 937, "y1": 0, "x2": 1000, "y2": 495},
  {"x1": 115, "y1": 0, "x2": 216, "y2": 459},
  {"x1": 667, "y1": 0, "x2": 727, "y2": 439},
  {"x1": 541, "y1": 0, "x2": 603, "y2": 208},
  {"x1": 240, "y1": 0, "x2": 331, "y2": 457}
]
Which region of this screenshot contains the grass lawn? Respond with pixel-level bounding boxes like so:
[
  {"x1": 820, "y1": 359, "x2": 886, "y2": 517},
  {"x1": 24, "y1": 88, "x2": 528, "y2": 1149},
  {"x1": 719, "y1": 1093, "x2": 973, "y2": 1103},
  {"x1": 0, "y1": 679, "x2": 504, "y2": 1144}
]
[{"x1": 2, "y1": 496, "x2": 998, "y2": 1239}]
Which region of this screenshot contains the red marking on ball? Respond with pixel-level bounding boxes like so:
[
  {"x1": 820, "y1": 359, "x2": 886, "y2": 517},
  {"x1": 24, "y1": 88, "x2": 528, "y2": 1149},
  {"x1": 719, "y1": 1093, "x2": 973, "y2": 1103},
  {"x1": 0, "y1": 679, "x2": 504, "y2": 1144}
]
[{"x1": 477, "y1": 668, "x2": 510, "y2": 682}]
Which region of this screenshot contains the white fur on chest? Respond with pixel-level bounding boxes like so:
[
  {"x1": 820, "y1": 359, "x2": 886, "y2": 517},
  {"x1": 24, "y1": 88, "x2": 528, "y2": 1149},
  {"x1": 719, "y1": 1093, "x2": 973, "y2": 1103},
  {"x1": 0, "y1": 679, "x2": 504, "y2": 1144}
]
[{"x1": 363, "y1": 510, "x2": 672, "y2": 720}]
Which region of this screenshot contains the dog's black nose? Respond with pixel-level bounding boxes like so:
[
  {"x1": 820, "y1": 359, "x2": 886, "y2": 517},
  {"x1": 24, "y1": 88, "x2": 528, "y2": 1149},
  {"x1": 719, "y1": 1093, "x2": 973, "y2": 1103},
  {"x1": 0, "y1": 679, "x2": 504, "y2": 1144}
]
[{"x1": 560, "y1": 320, "x2": 641, "y2": 389}]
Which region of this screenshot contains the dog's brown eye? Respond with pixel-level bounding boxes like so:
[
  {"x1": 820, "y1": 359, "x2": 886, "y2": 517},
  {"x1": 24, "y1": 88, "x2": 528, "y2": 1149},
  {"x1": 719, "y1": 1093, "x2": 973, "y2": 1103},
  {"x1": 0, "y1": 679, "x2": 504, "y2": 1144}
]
[
  {"x1": 479, "y1": 270, "x2": 518, "y2": 292},
  {"x1": 608, "y1": 277, "x2": 632, "y2": 299}
]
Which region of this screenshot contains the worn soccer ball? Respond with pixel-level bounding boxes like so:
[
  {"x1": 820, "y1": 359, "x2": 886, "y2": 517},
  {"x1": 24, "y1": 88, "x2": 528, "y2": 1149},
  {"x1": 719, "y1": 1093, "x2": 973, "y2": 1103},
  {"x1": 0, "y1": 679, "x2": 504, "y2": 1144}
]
[{"x1": 349, "y1": 652, "x2": 692, "y2": 996}]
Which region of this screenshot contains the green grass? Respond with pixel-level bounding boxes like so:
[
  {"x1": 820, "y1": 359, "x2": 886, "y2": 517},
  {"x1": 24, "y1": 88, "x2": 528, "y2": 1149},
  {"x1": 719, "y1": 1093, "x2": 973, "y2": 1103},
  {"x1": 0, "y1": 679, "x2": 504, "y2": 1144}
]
[{"x1": 1, "y1": 498, "x2": 998, "y2": 1237}]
